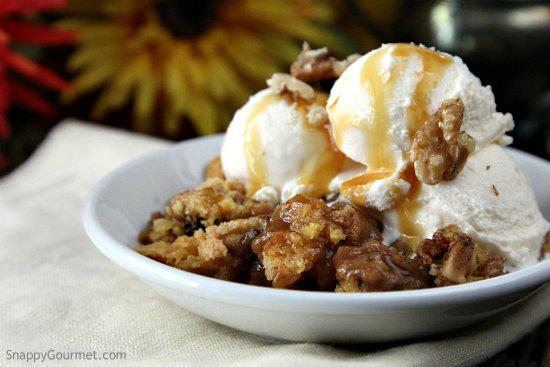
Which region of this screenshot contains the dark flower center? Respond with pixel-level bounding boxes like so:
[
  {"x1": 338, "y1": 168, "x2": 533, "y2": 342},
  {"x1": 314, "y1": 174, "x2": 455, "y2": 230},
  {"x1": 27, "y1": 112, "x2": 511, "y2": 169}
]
[{"x1": 154, "y1": 0, "x2": 222, "y2": 39}]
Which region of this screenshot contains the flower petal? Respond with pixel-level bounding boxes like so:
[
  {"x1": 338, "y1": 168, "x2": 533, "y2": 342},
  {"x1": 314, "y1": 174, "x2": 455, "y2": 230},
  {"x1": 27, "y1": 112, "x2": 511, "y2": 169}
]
[
  {"x1": 0, "y1": 20, "x2": 76, "y2": 45},
  {"x1": 0, "y1": 47, "x2": 70, "y2": 90},
  {"x1": 0, "y1": 0, "x2": 67, "y2": 15}
]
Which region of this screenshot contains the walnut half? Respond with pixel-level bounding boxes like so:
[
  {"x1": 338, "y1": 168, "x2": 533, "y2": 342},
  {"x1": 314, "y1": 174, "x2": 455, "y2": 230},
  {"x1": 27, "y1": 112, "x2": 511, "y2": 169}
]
[
  {"x1": 411, "y1": 99, "x2": 476, "y2": 185},
  {"x1": 290, "y1": 42, "x2": 360, "y2": 83}
]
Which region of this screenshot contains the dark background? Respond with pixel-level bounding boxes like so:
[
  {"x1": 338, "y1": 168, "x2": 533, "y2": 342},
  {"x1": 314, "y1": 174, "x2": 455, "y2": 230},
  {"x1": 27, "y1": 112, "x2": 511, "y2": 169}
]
[
  {"x1": 1, "y1": 1, "x2": 549, "y2": 365},
  {"x1": 3, "y1": 0, "x2": 550, "y2": 177}
]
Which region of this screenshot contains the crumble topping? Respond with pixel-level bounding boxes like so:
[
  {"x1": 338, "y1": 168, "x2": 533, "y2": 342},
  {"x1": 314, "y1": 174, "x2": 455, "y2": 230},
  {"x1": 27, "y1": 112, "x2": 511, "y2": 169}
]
[
  {"x1": 411, "y1": 99, "x2": 476, "y2": 185},
  {"x1": 166, "y1": 178, "x2": 274, "y2": 231},
  {"x1": 416, "y1": 224, "x2": 505, "y2": 285},
  {"x1": 251, "y1": 195, "x2": 381, "y2": 289},
  {"x1": 290, "y1": 42, "x2": 360, "y2": 83},
  {"x1": 137, "y1": 216, "x2": 268, "y2": 282},
  {"x1": 138, "y1": 212, "x2": 184, "y2": 244},
  {"x1": 266, "y1": 73, "x2": 315, "y2": 100},
  {"x1": 137, "y1": 158, "x2": 509, "y2": 292}
]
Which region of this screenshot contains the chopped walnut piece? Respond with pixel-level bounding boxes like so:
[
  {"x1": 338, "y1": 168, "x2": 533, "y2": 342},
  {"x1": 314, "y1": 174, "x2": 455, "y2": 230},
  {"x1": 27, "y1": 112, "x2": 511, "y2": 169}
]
[
  {"x1": 266, "y1": 73, "x2": 315, "y2": 100},
  {"x1": 205, "y1": 156, "x2": 225, "y2": 180},
  {"x1": 411, "y1": 99, "x2": 476, "y2": 185},
  {"x1": 416, "y1": 224, "x2": 505, "y2": 286},
  {"x1": 137, "y1": 216, "x2": 268, "y2": 281},
  {"x1": 327, "y1": 202, "x2": 382, "y2": 244},
  {"x1": 473, "y1": 257, "x2": 506, "y2": 279},
  {"x1": 251, "y1": 195, "x2": 381, "y2": 289},
  {"x1": 333, "y1": 241, "x2": 429, "y2": 292},
  {"x1": 166, "y1": 178, "x2": 274, "y2": 233},
  {"x1": 290, "y1": 42, "x2": 360, "y2": 83},
  {"x1": 439, "y1": 238, "x2": 477, "y2": 283}
]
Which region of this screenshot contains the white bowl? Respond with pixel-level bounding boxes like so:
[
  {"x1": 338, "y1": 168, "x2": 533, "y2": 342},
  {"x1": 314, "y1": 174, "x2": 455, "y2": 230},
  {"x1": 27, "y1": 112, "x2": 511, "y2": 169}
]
[{"x1": 82, "y1": 134, "x2": 550, "y2": 343}]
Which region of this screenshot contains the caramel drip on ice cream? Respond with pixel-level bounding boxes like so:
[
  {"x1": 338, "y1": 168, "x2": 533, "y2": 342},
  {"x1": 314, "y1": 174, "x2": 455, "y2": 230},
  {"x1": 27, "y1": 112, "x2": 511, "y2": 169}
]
[
  {"x1": 329, "y1": 46, "x2": 396, "y2": 172},
  {"x1": 336, "y1": 44, "x2": 452, "y2": 248},
  {"x1": 394, "y1": 44, "x2": 453, "y2": 137},
  {"x1": 395, "y1": 165, "x2": 423, "y2": 247},
  {"x1": 244, "y1": 93, "x2": 280, "y2": 195},
  {"x1": 358, "y1": 46, "x2": 397, "y2": 171},
  {"x1": 337, "y1": 45, "x2": 402, "y2": 205},
  {"x1": 340, "y1": 170, "x2": 393, "y2": 206},
  {"x1": 336, "y1": 46, "x2": 401, "y2": 204},
  {"x1": 296, "y1": 93, "x2": 346, "y2": 197},
  {"x1": 394, "y1": 44, "x2": 451, "y2": 247},
  {"x1": 245, "y1": 92, "x2": 345, "y2": 197}
]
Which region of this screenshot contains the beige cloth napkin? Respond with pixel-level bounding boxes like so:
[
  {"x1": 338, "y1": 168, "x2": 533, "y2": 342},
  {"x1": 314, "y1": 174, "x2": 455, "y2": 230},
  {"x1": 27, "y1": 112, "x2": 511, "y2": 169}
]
[{"x1": 1, "y1": 120, "x2": 549, "y2": 367}]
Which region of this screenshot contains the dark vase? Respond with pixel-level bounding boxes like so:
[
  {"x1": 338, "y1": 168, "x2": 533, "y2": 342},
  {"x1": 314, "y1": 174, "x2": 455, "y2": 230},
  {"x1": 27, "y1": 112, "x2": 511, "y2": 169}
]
[{"x1": 401, "y1": 0, "x2": 550, "y2": 158}]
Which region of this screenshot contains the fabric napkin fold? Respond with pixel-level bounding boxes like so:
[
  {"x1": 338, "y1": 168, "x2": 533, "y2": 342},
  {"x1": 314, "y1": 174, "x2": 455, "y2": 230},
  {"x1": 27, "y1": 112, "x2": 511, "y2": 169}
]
[{"x1": 1, "y1": 120, "x2": 548, "y2": 367}]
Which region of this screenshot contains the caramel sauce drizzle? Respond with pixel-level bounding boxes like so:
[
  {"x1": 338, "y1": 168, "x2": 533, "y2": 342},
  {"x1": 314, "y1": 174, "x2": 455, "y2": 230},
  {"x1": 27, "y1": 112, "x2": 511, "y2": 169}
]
[
  {"x1": 296, "y1": 93, "x2": 346, "y2": 197},
  {"x1": 244, "y1": 92, "x2": 345, "y2": 198},
  {"x1": 395, "y1": 44, "x2": 452, "y2": 139},
  {"x1": 336, "y1": 45, "x2": 401, "y2": 209},
  {"x1": 396, "y1": 44, "x2": 451, "y2": 247},
  {"x1": 330, "y1": 45, "x2": 397, "y2": 172},
  {"x1": 340, "y1": 170, "x2": 393, "y2": 207},
  {"x1": 394, "y1": 166, "x2": 423, "y2": 245},
  {"x1": 337, "y1": 44, "x2": 452, "y2": 247},
  {"x1": 358, "y1": 47, "x2": 397, "y2": 171},
  {"x1": 244, "y1": 93, "x2": 280, "y2": 196}
]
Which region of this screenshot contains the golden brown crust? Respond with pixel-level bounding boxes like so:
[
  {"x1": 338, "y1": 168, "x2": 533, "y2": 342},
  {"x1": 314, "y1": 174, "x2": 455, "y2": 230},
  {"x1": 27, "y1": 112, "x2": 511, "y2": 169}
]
[
  {"x1": 138, "y1": 212, "x2": 184, "y2": 245},
  {"x1": 136, "y1": 216, "x2": 268, "y2": 281},
  {"x1": 166, "y1": 178, "x2": 274, "y2": 230},
  {"x1": 411, "y1": 99, "x2": 476, "y2": 185}
]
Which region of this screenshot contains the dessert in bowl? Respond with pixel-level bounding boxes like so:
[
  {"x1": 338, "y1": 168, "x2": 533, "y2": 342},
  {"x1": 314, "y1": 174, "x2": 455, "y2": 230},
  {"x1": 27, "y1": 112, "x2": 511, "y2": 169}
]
[{"x1": 83, "y1": 43, "x2": 550, "y2": 342}]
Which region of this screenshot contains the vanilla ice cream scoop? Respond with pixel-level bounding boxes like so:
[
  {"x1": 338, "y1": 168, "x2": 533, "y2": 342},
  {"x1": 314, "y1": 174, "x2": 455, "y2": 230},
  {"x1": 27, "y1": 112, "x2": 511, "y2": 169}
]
[
  {"x1": 327, "y1": 43, "x2": 514, "y2": 170},
  {"x1": 327, "y1": 43, "x2": 515, "y2": 210},
  {"x1": 382, "y1": 145, "x2": 550, "y2": 269},
  {"x1": 327, "y1": 43, "x2": 548, "y2": 267},
  {"x1": 221, "y1": 87, "x2": 345, "y2": 201}
]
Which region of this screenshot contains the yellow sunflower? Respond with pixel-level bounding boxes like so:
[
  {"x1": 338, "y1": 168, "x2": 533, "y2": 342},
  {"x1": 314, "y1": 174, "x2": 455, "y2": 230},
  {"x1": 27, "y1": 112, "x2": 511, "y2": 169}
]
[{"x1": 59, "y1": 0, "x2": 353, "y2": 136}]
